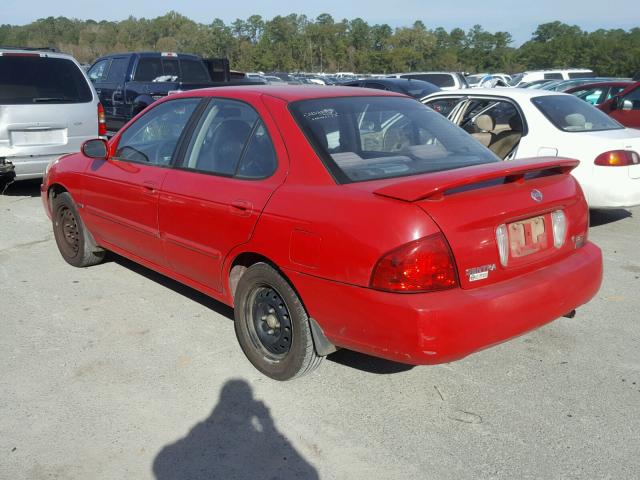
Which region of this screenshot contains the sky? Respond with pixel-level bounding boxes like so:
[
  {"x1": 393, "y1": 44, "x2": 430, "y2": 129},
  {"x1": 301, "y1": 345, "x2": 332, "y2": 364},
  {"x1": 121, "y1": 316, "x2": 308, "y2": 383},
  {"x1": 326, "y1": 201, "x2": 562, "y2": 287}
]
[{"x1": 1, "y1": 0, "x2": 639, "y2": 45}]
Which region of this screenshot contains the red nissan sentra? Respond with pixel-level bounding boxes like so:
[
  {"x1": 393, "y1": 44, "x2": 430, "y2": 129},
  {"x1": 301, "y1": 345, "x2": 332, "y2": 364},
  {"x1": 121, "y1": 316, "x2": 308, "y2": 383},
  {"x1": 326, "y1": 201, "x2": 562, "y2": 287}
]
[{"x1": 41, "y1": 86, "x2": 602, "y2": 380}]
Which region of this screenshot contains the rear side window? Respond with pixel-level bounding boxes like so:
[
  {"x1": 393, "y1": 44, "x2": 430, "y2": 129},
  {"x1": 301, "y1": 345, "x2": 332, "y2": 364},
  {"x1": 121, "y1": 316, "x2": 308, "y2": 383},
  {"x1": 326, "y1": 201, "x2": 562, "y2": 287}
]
[
  {"x1": 105, "y1": 57, "x2": 129, "y2": 83},
  {"x1": 134, "y1": 58, "x2": 164, "y2": 81},
  {"x1": 532, "y1": 95, "x2": 623, "y2": 132},
  {"x1": 0, "y1": 55, "x2": 92, "y2": 104},
  {"x1": 291, "y1": 96, "x2": 499, "y2": 183},
  {"x1": 543, "y1": 73, "x2": 563, "y2": 80},
  {"x1": 402, "y1": 74, "x2": 455, "y2": 88},
  {"x1": 181, "y1": 99, "x2": 277, "y2": 179}
]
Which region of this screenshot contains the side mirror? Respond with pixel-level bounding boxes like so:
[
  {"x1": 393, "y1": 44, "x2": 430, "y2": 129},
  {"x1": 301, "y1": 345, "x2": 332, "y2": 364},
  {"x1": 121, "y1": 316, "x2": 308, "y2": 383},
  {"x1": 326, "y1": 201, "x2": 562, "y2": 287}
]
[
  {"x1": 82, "y1": 138, "x2": 109, "y2": 159},
  {"x1": 621, "y1": 99, "x2": 633, "y2": 111}
]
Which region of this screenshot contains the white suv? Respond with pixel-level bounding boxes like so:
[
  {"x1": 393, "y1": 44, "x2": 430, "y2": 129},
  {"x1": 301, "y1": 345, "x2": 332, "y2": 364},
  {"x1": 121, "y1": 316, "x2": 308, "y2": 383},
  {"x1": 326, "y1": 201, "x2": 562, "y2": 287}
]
[{"x1": 0, "y1": 48, "x2": 104, "y2": 180}]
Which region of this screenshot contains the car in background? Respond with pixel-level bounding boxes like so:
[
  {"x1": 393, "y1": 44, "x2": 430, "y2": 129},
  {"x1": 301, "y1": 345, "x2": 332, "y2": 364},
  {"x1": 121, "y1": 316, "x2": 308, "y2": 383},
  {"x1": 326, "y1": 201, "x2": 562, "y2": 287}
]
[
  {"x1": 0, "y1": 47, "x2": 102, "y2": 180},
  {"x1": 42, "y1": 85, "x2": 601, "y2": 380},
  {"x1": 0, "y1": 159, "x2": 15, "y2": 190},
  {"x1": 387, "y1": 72, "x2": 468, "y2": 90},
  {"x1": 566, "y1": 81, "x2": 633, "y2": 106},
  {"x1": 510, "y1": 69, "x2": 594, "y2": 87},
  {"x1": 598, "y1": 81, "x2": 640, "y2": 129},
  {"x1": 465, "y1": 73, "x2": 488, "y2": 88},
  {"x1": 539, "y1": 77, "x2": 624, "y2": 93},
  {"x1": 342, "y1": 78, "x2": 440, "y2": 99},
  {"x1": 264, "y1": 75, "x2": 286, "y2": 84},
  {"x1": 423, "y1": 88, "x2": 640, "y2": 209},
  {"x1": 87, "y1": 52, "x2": 260, "y2": 134},
  {"x1": 517, "y1": 79, "x2": 556, "y2": 89}
]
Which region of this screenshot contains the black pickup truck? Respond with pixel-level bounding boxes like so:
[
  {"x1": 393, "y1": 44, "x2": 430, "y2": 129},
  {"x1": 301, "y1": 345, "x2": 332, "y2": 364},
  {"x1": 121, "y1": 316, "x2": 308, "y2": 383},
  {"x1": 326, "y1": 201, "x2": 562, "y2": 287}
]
[{"x1": 87, "y1": 52, "x2": 257, "y2": 133}]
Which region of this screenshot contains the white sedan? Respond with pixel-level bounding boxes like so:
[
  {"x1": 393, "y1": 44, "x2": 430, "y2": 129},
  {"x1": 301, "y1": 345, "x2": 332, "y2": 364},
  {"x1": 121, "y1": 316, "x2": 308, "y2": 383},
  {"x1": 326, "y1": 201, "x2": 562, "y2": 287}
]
[{"x1": 422, "y1": 88, "x2": 640, "y2": 209}]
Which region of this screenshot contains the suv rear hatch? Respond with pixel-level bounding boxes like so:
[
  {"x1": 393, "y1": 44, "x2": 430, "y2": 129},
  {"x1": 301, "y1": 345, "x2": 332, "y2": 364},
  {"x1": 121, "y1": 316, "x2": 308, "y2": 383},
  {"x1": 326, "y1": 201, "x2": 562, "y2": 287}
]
[
  {"x1": 0, "y1": 53, "x2": 97, "y2": 163},
  {"x1": 373, "y1": 157, "x2": 589, "y2": 289}
]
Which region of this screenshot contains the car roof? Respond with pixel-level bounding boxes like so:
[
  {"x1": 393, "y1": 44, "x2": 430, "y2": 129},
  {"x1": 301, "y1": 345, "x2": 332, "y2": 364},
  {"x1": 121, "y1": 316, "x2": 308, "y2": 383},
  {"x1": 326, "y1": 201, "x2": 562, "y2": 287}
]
[
  {"x1": 0, "y1": 48, "x2": 77, "y2": 61},
  {"x1": 172, "y1": 85, "x2": 406, "y2": 102},
  {"x1": 565, "y1": 81, "x2": 634, "y2": 91},
  {"x1": 424, "y1": 87, "x2": 569, "y2": 100}
]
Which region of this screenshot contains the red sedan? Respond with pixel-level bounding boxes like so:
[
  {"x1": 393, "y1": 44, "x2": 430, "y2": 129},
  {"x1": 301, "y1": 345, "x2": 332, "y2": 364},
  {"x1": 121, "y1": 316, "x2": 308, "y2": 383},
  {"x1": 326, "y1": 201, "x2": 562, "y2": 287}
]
[{"x1": 41, "y1": 86, "x2": 602, "y2": 380}]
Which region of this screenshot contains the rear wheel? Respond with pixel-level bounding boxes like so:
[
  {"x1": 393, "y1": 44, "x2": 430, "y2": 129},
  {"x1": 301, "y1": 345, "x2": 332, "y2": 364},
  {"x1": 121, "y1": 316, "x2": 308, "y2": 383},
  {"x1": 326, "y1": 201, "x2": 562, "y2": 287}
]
[
  {"x1": 234, "y1": 263, "x2": 322, "y2": 380},
  {"x1": 52, "y1": 192, "x2": 105, "y2": 267}
]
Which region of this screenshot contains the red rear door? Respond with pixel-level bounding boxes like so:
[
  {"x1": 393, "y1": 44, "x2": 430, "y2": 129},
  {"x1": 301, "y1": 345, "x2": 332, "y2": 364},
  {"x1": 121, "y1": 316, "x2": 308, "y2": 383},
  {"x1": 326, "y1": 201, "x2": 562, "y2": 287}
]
[{"x1": 158, "y1": 97, "x2": 286, "y2": 292}]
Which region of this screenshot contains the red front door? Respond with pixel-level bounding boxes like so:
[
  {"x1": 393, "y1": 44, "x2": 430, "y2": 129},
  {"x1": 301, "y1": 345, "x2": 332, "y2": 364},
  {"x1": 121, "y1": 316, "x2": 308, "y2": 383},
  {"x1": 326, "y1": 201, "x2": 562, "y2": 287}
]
[
  {"x1": 80, "y1": 97, "x2": 202, "y2": 267},
  {"x1": 82, "y1": 159, "x2": 168, "y2": 266},
  {"x1": 609, "y1": 86, "x2": 640, "y2": 129}
]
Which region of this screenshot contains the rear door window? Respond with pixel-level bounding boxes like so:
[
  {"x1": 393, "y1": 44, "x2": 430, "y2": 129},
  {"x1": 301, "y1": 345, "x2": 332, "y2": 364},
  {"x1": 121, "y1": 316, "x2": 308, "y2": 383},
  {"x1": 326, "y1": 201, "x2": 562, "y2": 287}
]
[
  {"x1": 0, "y1": 55, "x2": 92, "y2": 104},
  {"x1": 105, "y1": 57, "x2": 129, "y2": 83},
  {"x1": 180, "y1": 99, "x2": 276, "y2": 178},
  {"x1": 544, "y1": 73, "x2": 563, "y2": 80}
]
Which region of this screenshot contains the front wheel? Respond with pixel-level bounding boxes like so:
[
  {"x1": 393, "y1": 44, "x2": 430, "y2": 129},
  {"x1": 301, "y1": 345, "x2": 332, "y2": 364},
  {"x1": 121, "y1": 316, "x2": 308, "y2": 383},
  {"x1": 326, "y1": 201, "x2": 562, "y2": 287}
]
[
  {"x1": 234, "y1": 263, "x2": 322, "y2": 380},
  {"x1": 52, "y1": 192, "x2": 105, "y2": 267}
]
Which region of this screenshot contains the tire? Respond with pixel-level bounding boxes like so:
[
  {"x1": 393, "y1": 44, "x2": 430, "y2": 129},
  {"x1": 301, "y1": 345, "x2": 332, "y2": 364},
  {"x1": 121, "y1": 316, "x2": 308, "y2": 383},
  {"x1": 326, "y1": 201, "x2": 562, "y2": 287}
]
[
  {"x1": 234, "y1": 263, "x2": 323, "y2": 380},
  {"x1": 51, "y1": 192, "x2": 105, "y2": 268}
]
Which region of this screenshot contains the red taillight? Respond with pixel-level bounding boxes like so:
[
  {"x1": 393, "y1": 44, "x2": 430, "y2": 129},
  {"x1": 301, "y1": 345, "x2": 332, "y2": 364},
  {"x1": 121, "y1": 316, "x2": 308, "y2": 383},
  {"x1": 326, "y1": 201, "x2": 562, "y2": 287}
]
[
  {"x1": 98, "y1": 103, "x2": 107, "y2": 136},
  {"x1": 370, "y1": 233, "x2": 458, "y2": 293},
  {"x1": 594, "y1": 150, "x2": 639, "y2": 167}
]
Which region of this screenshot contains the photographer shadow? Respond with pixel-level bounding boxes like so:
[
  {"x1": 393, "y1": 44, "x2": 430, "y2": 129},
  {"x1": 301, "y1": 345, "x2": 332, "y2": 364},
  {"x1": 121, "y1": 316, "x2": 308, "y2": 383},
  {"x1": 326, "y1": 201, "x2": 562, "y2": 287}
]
[{"x1": 153, "y1": 379, "x2": 318, "y2": 480}]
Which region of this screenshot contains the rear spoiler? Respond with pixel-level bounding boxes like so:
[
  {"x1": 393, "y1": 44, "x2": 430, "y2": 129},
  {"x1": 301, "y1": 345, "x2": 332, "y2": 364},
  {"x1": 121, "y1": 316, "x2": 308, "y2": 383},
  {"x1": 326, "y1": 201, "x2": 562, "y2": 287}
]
[{"x1": 373, "y1": 157, "x2": 579, "y2": 202}]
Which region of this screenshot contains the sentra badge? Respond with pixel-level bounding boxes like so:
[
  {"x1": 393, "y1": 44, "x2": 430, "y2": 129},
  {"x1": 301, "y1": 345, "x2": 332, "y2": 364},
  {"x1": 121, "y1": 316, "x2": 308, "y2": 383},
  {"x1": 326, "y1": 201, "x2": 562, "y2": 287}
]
[{"x1": 466, "y1": 264, "x2": 496, "y2": 282}]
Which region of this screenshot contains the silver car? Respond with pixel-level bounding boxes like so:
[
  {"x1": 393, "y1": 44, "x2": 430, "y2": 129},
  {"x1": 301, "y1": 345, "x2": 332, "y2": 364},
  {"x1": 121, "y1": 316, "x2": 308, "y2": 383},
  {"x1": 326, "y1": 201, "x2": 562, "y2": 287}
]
[{"x1": 0, "y1": 48, "x2": 103, "y2": 180}]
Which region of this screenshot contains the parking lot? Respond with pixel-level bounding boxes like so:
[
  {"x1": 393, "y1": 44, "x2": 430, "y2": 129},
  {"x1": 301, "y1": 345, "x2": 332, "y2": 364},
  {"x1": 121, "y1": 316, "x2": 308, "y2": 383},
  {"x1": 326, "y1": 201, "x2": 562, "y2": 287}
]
[{"x1": 1, "y1": 180, "x2": 638, "y2": 479}]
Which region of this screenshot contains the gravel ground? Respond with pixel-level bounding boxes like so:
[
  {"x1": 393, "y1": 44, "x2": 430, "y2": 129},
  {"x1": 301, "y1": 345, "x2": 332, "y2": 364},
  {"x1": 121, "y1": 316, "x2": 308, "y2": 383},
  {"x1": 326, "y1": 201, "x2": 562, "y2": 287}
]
[{"x1": 1, "y1": 180, "x2": 639, "y2": 480}]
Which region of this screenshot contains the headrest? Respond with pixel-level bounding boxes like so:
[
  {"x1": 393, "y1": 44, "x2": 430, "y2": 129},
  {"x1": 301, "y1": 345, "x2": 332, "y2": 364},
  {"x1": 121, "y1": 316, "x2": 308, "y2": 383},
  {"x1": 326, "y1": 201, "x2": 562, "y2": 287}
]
[
  {"x1": 509, "y1": 114, "x2": 523, "y2": 131},
  {"x1": 565, "y1": 113, "x2": 586, "y2": 128},
  {"x1": 475, "y1": 114, "x2": 495, "y2": 132}
]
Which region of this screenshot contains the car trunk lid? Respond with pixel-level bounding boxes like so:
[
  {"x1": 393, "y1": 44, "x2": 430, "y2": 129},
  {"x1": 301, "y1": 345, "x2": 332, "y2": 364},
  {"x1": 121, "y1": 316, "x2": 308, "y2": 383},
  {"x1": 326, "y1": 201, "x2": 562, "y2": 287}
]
[{"x1": 372, "y1": 157, "x2": 589, "y2": 289}]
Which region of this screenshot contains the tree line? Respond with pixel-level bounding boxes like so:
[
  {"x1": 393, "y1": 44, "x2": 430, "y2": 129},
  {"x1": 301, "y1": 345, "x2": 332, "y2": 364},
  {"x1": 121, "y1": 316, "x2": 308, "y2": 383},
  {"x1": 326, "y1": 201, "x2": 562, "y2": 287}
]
[{"x1": 1, "y1": 12, "x2": 639, "y2": 76}]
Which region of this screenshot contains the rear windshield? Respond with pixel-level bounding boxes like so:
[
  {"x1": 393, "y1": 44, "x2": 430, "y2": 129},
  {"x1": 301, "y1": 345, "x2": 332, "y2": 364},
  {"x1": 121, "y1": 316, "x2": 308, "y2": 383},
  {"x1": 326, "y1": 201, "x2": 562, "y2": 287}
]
[
  {"x1": 290, "y1": 96, "x2": 499, "y2": 184},
  {"x1": 0, "y1": 55, "x2": 92, "y2": 104},
  {"x1": 401, "y1": 74, "x2": 455, "y2": 88},
  {"x1": 133, "y1": 57, "x2": 210, "y2": 83},
  {"x1": 531, "y1": 95, "x2": 623, "y2": 132}
]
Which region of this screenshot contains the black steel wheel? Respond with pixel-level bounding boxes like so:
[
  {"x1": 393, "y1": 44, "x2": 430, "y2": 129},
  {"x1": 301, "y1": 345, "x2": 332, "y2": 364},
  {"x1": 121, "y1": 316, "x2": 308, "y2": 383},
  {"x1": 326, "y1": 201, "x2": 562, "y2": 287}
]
[
  {"x1": 234, "y1": 263, "x2": 323, "y2": 380},
  {"x1": 51, "y1": 192, "x2": 105, "y2": 267}
]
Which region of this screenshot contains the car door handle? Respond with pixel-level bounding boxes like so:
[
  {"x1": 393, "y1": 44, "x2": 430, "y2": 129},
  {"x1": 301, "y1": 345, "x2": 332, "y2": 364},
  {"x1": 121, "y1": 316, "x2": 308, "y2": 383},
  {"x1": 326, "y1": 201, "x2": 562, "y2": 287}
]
[
  {"x1": 230, "y1": 200, "x2": 253, "y2": 216},
  {"x1": 142, "y1": 181, "x2": 157, "y2": 194}
]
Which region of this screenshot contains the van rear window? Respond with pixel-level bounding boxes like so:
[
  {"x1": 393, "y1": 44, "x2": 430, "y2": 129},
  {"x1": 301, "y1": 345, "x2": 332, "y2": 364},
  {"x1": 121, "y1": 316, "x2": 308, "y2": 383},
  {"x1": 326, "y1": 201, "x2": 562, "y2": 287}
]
[{"x1": 0, "y1": 56, "x2": 92, "y2": 105}]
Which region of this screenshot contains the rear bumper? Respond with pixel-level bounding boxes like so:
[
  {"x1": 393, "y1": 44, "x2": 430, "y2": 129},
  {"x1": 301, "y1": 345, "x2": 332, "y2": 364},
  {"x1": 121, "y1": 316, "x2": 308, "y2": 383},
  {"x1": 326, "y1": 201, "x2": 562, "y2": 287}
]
[
  {"x1": 0, "y1": 161, "x2": 15, "y2": 185},
  {"x1": 287, "y1": 242, "x2": 602, "y2": 365},
  {"x1": 6, "y1": 153, "x2": 64, "y2": 180},
  {"x1": 582, "y1": 167, "x2": 640, "y2": 209}
]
